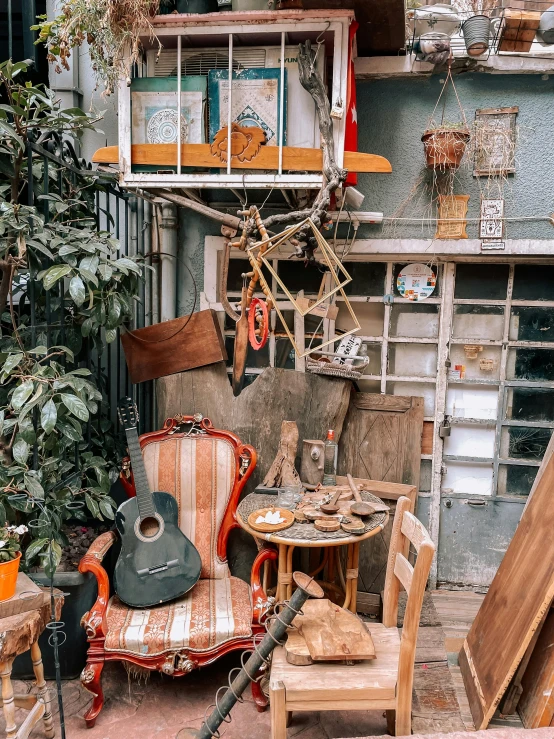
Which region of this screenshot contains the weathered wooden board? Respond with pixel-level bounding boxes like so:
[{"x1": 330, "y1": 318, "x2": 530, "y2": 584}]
[
  {"x1": 157, "y1": 363, "x2": 351, "y2": 493},
  {"x1": 412, "y1": 661, "x2": 467, "y2": 735},
  {"x1": 337, "y1": 393, "x2": 424, "y2": 594},
  {"x1": 411, "y1": 626, "x2": 447, "y2": 665},
  {"x1": 92, "y1": 143, "x2": 392, "y2": 173},
  {"x1": 459, "y1": 449, "x2": 554, "y2": 729},
  {"x1": 121, "y1": 309, "x2": 227, "y2": 383},
  {"x1": 0, "y1": 596, "x2": 63, "y2": 661},
  {"x1": 338, "y1": 393, "x2": 424, "y2": 487},
  {"x1": 0, "y1": 574, "x2": 46, "y2": 620},
  {"x1": 519, "y1": 609, "x2": 554, "y2": 728}
]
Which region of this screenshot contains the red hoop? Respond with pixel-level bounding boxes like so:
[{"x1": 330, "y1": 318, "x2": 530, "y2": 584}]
[{"x1": 248, "y1": 298, "x2": 269, "y2": 350}]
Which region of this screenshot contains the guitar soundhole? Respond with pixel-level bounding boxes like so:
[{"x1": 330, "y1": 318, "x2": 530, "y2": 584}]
[{"x1": 139, "y1": 516, "x2": 161, "y2": 538}]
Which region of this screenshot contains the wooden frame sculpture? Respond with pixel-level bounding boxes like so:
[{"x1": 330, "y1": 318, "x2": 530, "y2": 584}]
[
  {"x1": 78, "y1": 415, "x2": 277, "y2": 728},
  {"x1": 245, "y1": 217, "x2": 361, "y2": 357}
]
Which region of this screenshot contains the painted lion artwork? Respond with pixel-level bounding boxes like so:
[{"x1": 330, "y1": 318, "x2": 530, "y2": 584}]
[{"x1": 210, "y1": 123, "x2": 266, "y2": 164}]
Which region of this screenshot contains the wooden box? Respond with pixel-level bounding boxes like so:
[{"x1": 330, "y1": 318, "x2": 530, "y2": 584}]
[
  {"x1": 497, "y1": 10, "x2": 541, "y2": 53},
  {"x1": 121, "y1": 309, "x2": 227, "y2": 384}
]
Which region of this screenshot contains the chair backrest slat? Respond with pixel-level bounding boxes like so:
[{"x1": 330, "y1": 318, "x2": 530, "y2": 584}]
[
  {"x1": 400, "y1": 511, "x2": 428, "y2": 553},
  {"x1": 394, "y1": 553, "x2": 414, "y2": 596}
]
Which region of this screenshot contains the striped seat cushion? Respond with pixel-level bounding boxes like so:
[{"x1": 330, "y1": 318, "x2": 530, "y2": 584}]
[
  {"x1": 104, "y1": 577, "x2": 252, "y2": 655},
  {"x1": 142, "y1": 435, "x2": 236, "y2": 580}
]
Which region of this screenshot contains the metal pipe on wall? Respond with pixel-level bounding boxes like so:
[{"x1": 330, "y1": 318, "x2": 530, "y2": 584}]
[
  {"x1": 151, "y1": 203, "x2": 161, "y2": 326},
  {"x1": 160, "y1": 202, "x2": 178, "y2": 322},
  {"x1": 143, "y1": 201, "x2": 152, "y2": 327}
]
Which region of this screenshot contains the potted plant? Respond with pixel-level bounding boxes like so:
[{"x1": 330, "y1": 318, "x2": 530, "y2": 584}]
[
  {"x1": 422, "y1": 122, "x2": 471, "y2": 169},
  {"x1": 0, "y1": 525, "x2": 27, "y2": 601}
]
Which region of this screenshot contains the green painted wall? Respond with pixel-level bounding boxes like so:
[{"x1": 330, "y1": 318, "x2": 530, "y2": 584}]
[{"x1": 356, "y1": 73, "x2": 554, "y2": 240}]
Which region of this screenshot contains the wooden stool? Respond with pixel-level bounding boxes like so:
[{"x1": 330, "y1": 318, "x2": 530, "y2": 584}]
[{"x1": 0, "y1": 597, "x2": 62, "y2": 739}]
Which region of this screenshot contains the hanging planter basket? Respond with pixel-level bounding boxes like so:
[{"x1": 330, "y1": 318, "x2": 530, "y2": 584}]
[
  {"x1": 422, "y1": 127, "x2": 471, "y2": 170},
  {"x1": 422, "y1": 58, "x2": 470, "y2": 171}
]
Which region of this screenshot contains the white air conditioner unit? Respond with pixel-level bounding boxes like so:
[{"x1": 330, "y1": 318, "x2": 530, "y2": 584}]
[{"x1": 146, "y1": 46, "x2": 323, "y2": 150}]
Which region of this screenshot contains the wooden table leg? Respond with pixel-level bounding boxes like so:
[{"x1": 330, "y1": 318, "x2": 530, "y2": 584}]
[
  {"x1": 350, "y1": 542, "x2": 360, "y2": 614},
  {"x1": 277, "y1": 544, "x2": 291, "y2": 602},
  {"x1": 342, "y1": 546, "x2": 353, "y2": 611},
  {"x1": 0, "y1": 659, "x2": 17, "y2": 739},
  {"x1": 31, "y1": 641, "x2": 54, "y2": 739},
  {"x1": 327, "y1": 546, "x2": 335, "y2": 585},
  {"x1": 286, "y1": 546, "x2": 295, "y2": 600}
]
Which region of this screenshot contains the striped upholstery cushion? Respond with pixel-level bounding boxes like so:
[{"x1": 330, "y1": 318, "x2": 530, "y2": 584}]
[
  {"x1": 104, "y1": 577, "x2": 252, "y2": 655},
  {"x1": 142, "y1": 436, "x2": 235, "y2": 579}
]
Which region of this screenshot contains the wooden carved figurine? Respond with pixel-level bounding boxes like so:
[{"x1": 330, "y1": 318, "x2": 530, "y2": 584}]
[{"x1": 210, "y1": 124, "x2": 266, "y2": 164}]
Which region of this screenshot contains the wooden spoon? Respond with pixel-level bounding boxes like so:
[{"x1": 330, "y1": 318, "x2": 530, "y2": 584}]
[
  {"x1": 320, "y1": 490, "x2": 342, "y2": 515},
  {"x1": 347, "y1": 473, "x2": 374, "y2": 517}
]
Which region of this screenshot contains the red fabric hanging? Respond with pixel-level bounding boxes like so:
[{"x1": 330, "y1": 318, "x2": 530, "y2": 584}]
[{"x1": 344, "y1": 20, "x2": 359, "y2": 188}]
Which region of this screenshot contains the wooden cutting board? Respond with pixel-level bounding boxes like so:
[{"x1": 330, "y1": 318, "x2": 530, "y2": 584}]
[{"x1": 290, "y1": 599, "x2": 376, "y2": 662}]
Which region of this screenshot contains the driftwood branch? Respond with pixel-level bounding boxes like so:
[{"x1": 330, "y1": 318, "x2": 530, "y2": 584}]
[
  {"x1": 264, "y1": 40, "x2": 347, "y2": 233},
  {"x1": 263, "y1": 420, "x2": 302, "y2": 488},
  {"x1": 146, "y1": 189, "x2": 242, "y2": 231}
]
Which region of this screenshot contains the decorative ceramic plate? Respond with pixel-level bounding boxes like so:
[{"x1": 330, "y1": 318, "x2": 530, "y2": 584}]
[
  {"x1": 396, "y1": 263, "x2": 436, "y2": 302},
  {"x1": 248, "y1": 507, "x2": 295, "y2": 533}
]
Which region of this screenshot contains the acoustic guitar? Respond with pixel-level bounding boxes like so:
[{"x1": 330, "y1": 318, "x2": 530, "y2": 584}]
[{"x1": 114, "y1": 398, "x2": 202, "y2": 608}]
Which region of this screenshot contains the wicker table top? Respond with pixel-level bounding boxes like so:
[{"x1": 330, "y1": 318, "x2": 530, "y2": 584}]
[{"x1": 237, "y1": 491, "x2": 388, "y2": 546}]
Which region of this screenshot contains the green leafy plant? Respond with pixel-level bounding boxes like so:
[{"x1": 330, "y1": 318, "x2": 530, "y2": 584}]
[
  {"x1": 33, "y1": 0, "x2": 161, "y2": 95},
  {"x1": 0, "y1": 524, "x2": 27, "y2": 562},
  {"x1": 0, "y1": 59, "x2": 143, "y2": 573}
]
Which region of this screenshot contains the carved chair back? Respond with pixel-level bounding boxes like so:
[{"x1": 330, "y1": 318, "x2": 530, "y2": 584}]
[{"x1": 134, "y1": 415, "x2": 256, "y2": 580}]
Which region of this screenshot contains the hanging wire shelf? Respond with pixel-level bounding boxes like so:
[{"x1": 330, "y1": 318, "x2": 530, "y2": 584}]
[{"x1": 405, "y1": 3, "x2": 554, "y2": 64}]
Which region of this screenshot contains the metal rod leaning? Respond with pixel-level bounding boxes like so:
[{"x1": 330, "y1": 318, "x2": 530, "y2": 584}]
[{"x1": 176, "y1": 572, "x2": 324, "y2": 739}]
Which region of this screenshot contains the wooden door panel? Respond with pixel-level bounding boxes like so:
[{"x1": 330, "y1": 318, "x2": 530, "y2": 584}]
[{"x1": 338, "y1": 392, "x2": 424, "y2": 594}]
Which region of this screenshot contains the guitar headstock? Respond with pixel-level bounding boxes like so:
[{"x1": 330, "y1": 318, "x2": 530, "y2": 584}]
[{"x1": 118, "y1": 397, "x2": 139, "y2": 429}]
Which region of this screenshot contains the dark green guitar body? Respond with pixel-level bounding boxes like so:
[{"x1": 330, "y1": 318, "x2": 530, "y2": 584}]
[{"x1": 114, "y1": 492, "x2": 202, "y2": 608}]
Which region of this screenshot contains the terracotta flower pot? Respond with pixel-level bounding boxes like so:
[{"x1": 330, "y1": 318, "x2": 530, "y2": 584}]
[
  {"x1": 0, "y1": 551, "x2": 21, "y2": 602},
  {"x1": 422, "y1": 128, "x2": 470, "y2": 170}
]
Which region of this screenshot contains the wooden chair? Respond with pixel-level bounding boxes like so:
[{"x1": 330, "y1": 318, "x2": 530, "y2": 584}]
[
  {"x1": 78, "y1": 414, "x2": 276, "y2": 728},
  {"x1": 269, "y1": 495, "x2": 435, "y2": 738}
]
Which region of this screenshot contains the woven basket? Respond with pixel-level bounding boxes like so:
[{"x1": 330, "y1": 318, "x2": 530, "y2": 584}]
[{"x1": 306, "y1": 355, "x2": 369, "y2": 380}]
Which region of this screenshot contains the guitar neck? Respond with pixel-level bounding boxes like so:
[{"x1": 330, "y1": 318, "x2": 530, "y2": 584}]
[{"x1": 125, "y1": 427, "x2": 156, "y2": 520}]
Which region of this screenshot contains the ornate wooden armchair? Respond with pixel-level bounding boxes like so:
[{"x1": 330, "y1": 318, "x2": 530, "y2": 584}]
[{"x1": 78, "y1": 414, "x2": 276, "y2": 728}]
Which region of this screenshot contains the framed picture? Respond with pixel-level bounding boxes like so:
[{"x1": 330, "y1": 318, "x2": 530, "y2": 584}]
[
  {"x1": 474, "y1": 107, "x2": 518, "y2": 176},
  {"x1": 435, "y1": 195, "x2": 470, "y2": 239},
  {"x1": 131, "y1": 77, "x2": 207, "y2": 147},
  {"x1": 480, "y1": 198, "x2": 504, "y2": 240},
  {"x1": 208, "y1": 68, "x2": 287, "y2": 146}
]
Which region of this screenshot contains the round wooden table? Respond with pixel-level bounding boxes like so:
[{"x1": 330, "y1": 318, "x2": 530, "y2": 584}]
[{"x1": 237, "y1": 493, "x2": 388, "y2": 613}]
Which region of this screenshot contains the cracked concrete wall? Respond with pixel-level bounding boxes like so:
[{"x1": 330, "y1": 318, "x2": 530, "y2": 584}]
[{"x1": 355, "y1": 73, "x2": 554, "y2": 241}]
